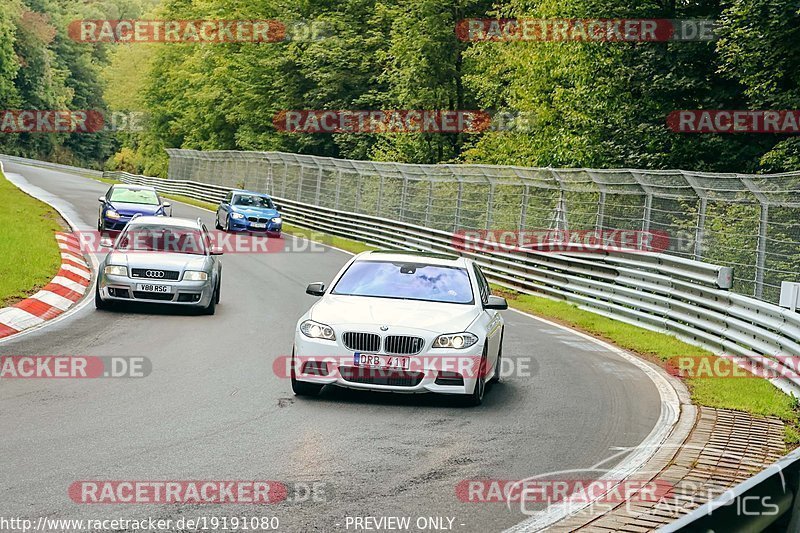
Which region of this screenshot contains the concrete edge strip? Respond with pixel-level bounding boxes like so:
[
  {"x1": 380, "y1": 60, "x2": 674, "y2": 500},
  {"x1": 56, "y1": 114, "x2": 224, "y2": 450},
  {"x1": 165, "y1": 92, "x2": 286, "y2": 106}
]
[{"x1": 0, "y1": 160, "x2": 97, "y2": 343}]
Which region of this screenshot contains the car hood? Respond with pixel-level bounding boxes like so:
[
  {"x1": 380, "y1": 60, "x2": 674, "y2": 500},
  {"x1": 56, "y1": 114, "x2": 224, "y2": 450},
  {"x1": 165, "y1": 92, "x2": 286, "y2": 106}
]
[
  {"x1": 109, "y1": 202, "x2": 162, "y2": 216},
  {"x1": 105, "y1": 252, "x2": 209, "y2": 271},
  {"x1": 310, "y1": 295, "x2": 479, "y2": 333},
  {"x1": 230, "y1": 206, "x2": 279, "y2": 218}
]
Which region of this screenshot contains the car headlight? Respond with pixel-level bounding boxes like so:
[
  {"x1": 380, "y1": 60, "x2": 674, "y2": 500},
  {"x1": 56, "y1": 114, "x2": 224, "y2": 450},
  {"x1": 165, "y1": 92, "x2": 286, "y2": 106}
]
[
  {"x1": 106, "y1": 209, "x2": 121, "y2": 219},
  {"x1": 231, "y1": 212, "x2": 245, "y2": 219},
  {"x1": 183, "y1": 271, "x2": 208, "y2": 281},
  {"x1": 271, "y1": 217, "x2": 282, "y2": 224},
  {"x1": 103, "y1": 265, "x2": 127, "y2": 276},
  {"x1": 433, "y1": 332, "x2": 479, "y2": 349},
  {"x1": 300, "y1": 320, "x2": 336, "y2": 340}
]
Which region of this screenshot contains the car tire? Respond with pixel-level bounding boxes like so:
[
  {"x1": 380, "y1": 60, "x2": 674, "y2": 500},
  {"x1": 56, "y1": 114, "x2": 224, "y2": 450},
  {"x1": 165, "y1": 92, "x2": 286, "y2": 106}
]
[
  {"x1": 97, "y1": 218, "x2": 104, "y2": 232},
  {"x1": 215, "y1": 276, "x2": 221, "y2": 304},
  {"x1": 94, "y1": 284, "x2": 109, "y2": 310},
  {"x1": 203, "y1": 282, "x2": 218, "y2": 315},
  {"x1": 463, "y1": 346, "x2": 488, "y2": 407},
  {"x1": 224, "y1": 215, "x2": 230, "y2": 232},
  {"x1": 215, "y1": 212, "x2": 223, "y2": 230},
  {"x1": 291, "y1": 351, "x2": 323, "y2": 396},
  {"x1": 490, "y1": 329, "x2": 504, "y2": 384}
]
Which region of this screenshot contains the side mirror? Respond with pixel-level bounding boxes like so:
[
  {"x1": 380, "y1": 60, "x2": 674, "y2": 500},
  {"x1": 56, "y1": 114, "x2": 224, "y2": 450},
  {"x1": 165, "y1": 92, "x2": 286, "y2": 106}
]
[
  {"x1": 162, "y1": 201, "x2": 171, "y2": 208},
  {"x1": 306, "y1": 282, "x2": 325, "y2": 296},
  {"x1": 210, "y1": 247, "x2": 224, "y2": 256},
  {"x1": 98, "y1": 196, "x2": 106, "y2": 203},
  {"x1": 484, "y1": 295, "x2": 508, "y2": 310},
  {"x1": 99, "y1": 237, "x2": 113, "y2": 248}
]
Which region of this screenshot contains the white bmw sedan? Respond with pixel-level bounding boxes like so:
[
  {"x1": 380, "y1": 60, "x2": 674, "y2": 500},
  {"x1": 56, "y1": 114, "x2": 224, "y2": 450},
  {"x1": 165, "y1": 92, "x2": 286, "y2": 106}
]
[{"x1": 292, "y1": 251, "x2": 507, "y2": 405}]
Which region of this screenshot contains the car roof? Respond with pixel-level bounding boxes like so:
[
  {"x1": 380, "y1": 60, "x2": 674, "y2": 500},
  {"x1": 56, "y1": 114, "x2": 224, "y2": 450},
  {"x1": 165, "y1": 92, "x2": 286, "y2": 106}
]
[
  {"x1": 128, "y1": 216, "x2": 202, "y2": 229},
  {"x1": 112, "y1": 184, "x2": 157, "y2": 192},
  {"x1": 357, "y1": 250, "x2": 468, "y2": 267},
  {"x1": 231, "y1": 189, "x2": 271, "y2": 198}
]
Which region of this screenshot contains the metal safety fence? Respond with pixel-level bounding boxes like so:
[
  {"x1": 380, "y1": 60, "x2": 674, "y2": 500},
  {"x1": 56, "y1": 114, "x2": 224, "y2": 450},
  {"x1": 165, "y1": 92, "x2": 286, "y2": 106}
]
[{"x1": 165, "y1": 149, "x2": 800, "y2": 303}]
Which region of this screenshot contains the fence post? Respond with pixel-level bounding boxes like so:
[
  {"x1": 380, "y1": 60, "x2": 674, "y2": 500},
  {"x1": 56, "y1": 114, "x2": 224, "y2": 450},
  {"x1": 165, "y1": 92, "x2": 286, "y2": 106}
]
[
  {"x1": 755, "y1": 202, "x2": 769, "y2": 299},
  {"x1": 377, "y1": 174, "x2": 385, "y2": 217},
  {"x1": 642, "y1": 194, "x2": 653, "y2": 233},
  {"x1": 454, "y1": 180, "x2": 463, "y2": 232},
  {"x1": 425, "y1": 180, "x2": 433, "y2": 226},
  {"x1": 296, "y1": 165, "x2": 304, "y2": 201},
  {"x1": 695, "y1": 197, "x2": 707, "y2": 261},
  {"x1": 485, "y1": 183, "x2": 494, "y2": 230},
  {"x1": 519, "y1": 184, "x2": 529, "y2": 232},
  {"x1": 596, "y1": 191, "x2": 606, "y2": 232},
  {"x1": 399, "y1": 176, "x2": 408, "y2": 221},
  {"x1": 315, "y1": 165, "x2": 322, "y2": 205},
  {"x1": 355, "y1": 171, "x2": 362, "y2": 212},
  {"x1": 742, "y1": 176, "x2": 770, "y2": 299},
  {"x1": 335, "y1": 170, "x2": 342, "y2": 210}
]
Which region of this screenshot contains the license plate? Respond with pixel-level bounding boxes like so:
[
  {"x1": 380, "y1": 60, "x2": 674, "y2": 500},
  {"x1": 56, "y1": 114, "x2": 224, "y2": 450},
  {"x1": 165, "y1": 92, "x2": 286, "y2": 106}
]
[
  {"x1": 136, "y1": 284, "x2": 172, "y2": 293},
  {"x1": 354, "y1": 353, "x2": 410, "y2": 371},
  {"x1": 251, "y1": 222, "x2": 267, "y2": 228}
]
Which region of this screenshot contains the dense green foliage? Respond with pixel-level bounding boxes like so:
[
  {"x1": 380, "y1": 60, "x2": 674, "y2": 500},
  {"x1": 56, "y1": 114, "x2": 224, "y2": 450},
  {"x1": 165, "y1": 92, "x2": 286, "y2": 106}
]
[{"x1": 2, "y1": 0, "x2": 800, "y2": 173}]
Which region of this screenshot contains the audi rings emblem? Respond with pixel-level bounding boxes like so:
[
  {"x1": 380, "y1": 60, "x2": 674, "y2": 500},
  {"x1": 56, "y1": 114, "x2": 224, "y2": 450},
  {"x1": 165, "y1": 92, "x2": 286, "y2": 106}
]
[{"x1": 146, "y1": 270, "x2": 165, "y2": 278}]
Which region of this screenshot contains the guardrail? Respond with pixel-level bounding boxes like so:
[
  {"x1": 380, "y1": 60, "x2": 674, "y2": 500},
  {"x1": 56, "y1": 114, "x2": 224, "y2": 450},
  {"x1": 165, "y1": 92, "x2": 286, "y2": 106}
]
[
  {"x1": 0, "y1": 154, "x2": 103, "y2": 177},
  {"x1": 103, "y1": 170, "x2": 800, "y2": 401}
]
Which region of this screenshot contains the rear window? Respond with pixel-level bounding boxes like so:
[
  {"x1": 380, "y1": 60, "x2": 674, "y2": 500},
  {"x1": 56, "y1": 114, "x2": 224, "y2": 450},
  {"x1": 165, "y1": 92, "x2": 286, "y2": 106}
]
[
  {"x1": 110, "y1": 187, "x2": 159, "y2": 206},
  {"x1": 332, "y1": 260, "x2": 474, "y2": 304}
]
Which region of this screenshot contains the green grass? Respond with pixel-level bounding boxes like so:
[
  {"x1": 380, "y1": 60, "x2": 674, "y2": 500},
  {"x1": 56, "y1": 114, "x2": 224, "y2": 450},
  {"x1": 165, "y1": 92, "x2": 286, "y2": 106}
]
[
  {"x1": 140, "y1": 190, "x2": 800, "y2": 445},
  {"x1": 0, "y1": 171, "x2": 63, "y2": 307}
]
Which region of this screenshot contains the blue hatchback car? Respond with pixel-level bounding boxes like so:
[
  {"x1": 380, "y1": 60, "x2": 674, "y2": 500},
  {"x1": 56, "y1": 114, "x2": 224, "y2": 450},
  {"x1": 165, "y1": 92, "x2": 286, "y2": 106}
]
[
  {"x1": 98, "y1": 185, "x2": 171, "y2": 231},
  {"x1": 215, "y1": 190, "x2": 282, "y2": 235}
]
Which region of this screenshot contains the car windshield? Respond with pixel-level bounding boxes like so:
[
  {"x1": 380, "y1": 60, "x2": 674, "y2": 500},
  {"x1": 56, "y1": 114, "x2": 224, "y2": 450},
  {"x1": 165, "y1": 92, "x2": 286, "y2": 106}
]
[
  {"x1": 233, "y1": 194, "x2": 274, "y2": 209},
  {"x1": 115, "y1": 225, "x2": 206, "y2": 255},
  {"x1": 332, "y1": 260, "x2": 474, "y2": 304},
  {"x1": 110, "y1": 187, "x2": 159, "y2": 206}
]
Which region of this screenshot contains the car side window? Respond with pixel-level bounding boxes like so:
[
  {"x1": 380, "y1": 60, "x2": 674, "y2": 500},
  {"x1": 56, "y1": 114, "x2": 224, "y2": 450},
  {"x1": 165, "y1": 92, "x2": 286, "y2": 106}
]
[
  {"x1": 473, "y1": 265, "x2": 490, "y2": 304},
  {"x1": 223, "y1": 193, "x2": 232, "y2": 204}
]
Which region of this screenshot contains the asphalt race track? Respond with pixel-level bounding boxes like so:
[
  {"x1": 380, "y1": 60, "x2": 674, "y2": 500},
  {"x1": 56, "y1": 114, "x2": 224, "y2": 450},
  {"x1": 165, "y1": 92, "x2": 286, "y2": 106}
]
[{"x1": 0, "y1": 160, "x2": 663, "y2": 532}]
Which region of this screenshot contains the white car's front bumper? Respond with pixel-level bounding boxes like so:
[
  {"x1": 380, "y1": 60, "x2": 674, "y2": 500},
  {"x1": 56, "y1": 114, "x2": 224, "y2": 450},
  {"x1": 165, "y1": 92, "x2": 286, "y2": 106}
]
[{"x1": 292, "y1": 331, "x2": 484, "y2": 395}]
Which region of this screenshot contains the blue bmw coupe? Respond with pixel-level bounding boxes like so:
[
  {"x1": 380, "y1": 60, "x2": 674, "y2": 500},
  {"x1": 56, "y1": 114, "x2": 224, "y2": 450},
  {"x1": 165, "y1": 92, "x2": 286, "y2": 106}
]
[{"x1": 215, "y1": 190, "x2": 282, "y2": 235}]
